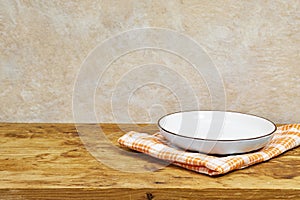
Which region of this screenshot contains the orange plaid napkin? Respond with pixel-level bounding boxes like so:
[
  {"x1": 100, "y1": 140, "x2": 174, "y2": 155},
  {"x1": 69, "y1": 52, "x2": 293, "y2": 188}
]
[{"x1": 118, "y1": 124, "x2": 300, "y2": 176}]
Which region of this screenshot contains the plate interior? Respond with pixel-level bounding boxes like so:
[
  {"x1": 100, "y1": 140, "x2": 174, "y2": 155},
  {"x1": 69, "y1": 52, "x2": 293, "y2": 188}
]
[{"x1": 158, "y1": 111, "x2": 276, "y2": 140}]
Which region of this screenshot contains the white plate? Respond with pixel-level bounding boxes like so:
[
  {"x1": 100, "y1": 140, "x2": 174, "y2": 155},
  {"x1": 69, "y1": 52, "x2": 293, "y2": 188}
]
[{"x1": 158, "y1": 111, "x2": 276, "y2": 155}]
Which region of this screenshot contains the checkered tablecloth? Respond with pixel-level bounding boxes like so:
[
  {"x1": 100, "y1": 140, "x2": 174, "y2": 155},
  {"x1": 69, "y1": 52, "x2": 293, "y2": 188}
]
[{"x1": 118, "y1": 124, "x2": 300, "y2": 175}]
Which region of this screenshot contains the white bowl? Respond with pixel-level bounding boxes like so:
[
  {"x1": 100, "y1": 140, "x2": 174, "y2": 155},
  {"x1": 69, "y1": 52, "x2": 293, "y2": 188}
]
[{"x1": 158, "y1": 111, "x2": 276, "y2": 155}]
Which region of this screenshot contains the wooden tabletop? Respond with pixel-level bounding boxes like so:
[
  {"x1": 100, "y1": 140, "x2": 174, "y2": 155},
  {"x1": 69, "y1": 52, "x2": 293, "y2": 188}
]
[{"x1": 0, "y1": 123, "x2": 299, "y2": 200}]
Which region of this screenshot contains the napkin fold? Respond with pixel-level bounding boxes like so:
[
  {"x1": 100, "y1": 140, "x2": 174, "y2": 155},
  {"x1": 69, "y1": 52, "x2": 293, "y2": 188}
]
[{"x1": 118, "y1": 124, "x2": 300, "y2": 176}]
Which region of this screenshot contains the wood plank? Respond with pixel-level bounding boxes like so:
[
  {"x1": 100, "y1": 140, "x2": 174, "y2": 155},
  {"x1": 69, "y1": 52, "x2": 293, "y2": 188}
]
[
  {"x1": 0, "y1": 189, "x2": 299, "y2": 200},
  {"x1": 0, "y1": 123, "x2": 299, "y2": 199}
]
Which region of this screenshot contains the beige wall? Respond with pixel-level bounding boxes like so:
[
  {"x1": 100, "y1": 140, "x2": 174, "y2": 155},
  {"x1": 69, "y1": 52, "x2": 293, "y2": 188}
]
[{"x1": 1, "y1": 0, "x2": 299, "y2": 123}]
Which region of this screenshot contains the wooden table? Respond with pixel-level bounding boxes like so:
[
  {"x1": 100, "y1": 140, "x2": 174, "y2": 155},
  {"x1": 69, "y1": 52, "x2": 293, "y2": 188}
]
[{"x1": 0, "y1": 123, "x2": 299, "y2": 199}]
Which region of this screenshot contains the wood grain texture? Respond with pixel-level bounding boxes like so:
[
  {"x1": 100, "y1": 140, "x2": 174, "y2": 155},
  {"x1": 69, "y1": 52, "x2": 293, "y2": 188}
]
[{"x1": 0, "y1": 123, "x2": 299, "y2": 199}]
